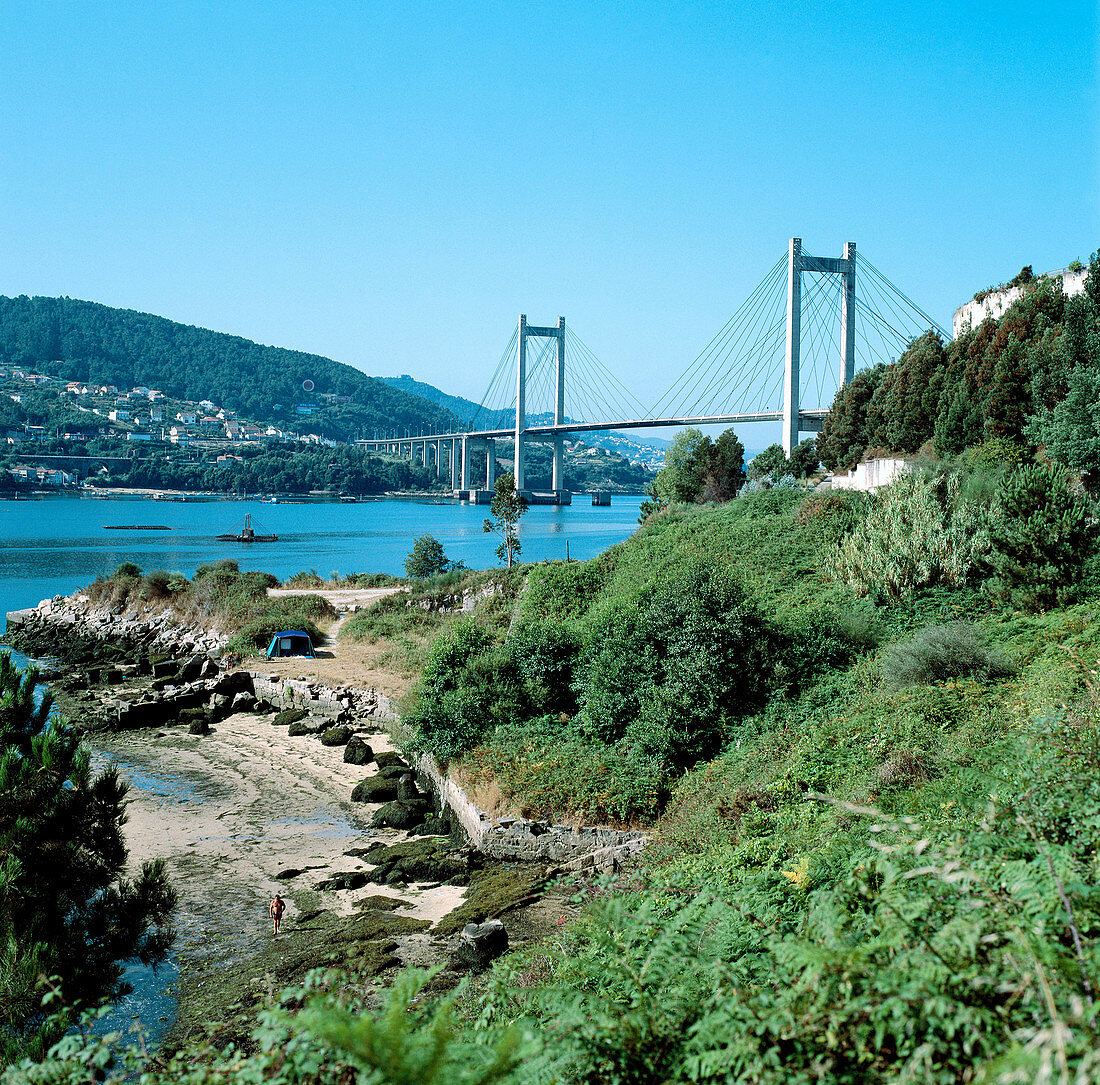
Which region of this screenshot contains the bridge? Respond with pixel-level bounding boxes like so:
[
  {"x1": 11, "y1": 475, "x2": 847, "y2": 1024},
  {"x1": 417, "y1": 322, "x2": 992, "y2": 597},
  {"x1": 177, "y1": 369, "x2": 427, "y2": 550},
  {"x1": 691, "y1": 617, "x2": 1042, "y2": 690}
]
[{"x1": 361, "y1": 238, "x2": 947, "y2": 503}]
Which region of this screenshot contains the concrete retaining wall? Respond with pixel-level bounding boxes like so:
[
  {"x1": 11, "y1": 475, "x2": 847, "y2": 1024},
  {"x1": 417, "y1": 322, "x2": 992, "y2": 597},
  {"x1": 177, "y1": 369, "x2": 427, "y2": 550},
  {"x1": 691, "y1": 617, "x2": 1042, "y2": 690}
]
[{"x1": 416, "y1": 752, "x2": 646, "y2": 873}]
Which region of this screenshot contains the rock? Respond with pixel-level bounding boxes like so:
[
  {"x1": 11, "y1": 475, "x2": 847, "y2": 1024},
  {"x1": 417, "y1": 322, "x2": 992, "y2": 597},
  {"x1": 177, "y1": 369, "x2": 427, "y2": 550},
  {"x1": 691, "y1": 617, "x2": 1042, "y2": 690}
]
[
  {"x1": 316, "y1": 871, "x2": 371, "y2": 892},
  {"x1": 351, "y1": 776, "x2": 399, "y2": 804},
  {"x1": 188, "y1": 718, "x2": 210, "y2": 736},
  {"x1": 230, "y1": 692, "x2": 257, "y2": 713},
  {"x1": 288, "y1": 719, "x2": 322, "y2": 737},
  {"x1": 378, "y1": 764, "x2": 415, "y2": 781},
  {"x1": 370, "y1": 798, "x2": 430, "y2": 830},
  {"x1": 275, "y1": 868, "x2": 305, "y2": 880},
  {"x1": 105, "y1": 668, "x2": 124, "y2": 685},
  {"x1": 343, "y1": 737, "x2": 374, "y2": 765},
  {"x1": 374, "y1": 751, "x2": 409, "y2": 771},
  {"x1": 411, "y1": 814, "x2": 451, "y2": 837},
  {"x1": 452, "y1": 919, "x2": 508, "y2": 972},
  {"x1": 152, "y1": 660, "x2": 178, "y2": 679},
  {"x1": 179, "y1": 654, "x2": 206, "y2": 683},
  {"x1": 320, "y1": 725, "x2": 353, "y2": 747},
  {"x1": 396, "y1": 773, "x2": 419, "y2": 801}
]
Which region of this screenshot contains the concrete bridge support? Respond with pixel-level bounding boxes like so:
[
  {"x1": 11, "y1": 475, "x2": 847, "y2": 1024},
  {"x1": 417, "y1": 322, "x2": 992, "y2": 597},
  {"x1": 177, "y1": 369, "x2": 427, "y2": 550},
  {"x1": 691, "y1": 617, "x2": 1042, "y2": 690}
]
[{"x1": 783, "y1": 238, "x2": 856, "y2": 456}]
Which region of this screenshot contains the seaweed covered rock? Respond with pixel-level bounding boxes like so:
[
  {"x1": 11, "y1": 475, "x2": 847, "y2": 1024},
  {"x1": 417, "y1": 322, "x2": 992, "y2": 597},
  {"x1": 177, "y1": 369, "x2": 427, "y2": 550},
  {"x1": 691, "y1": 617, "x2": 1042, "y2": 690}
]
[
  {"x1": 272, "y1": 708, "x2": 307, "y2": 728},
  {"x1": 452, "y1": 919, "x2": 508, "y2": 972},
  {"x1": 370, "y1": 798, "x2": 431, "y2": 830},
  {"x1": 344, "y1": 736, "x2": 374, "y2": 765},
  {"x1": 374, "y1": 751, "x2": 409, "y2": 771},
  {"x1": 288, "y1": 718, "x2": 322, "y2": 737},
  {"x1": 321, "y1": 725, "x2": 353, "y2": 747},
  {"x1": 357, "y1": 839, "x2": 469, "y2": 885},
  {"x1": 351, "y1": 776, "x2": 399, "y2": 804}
]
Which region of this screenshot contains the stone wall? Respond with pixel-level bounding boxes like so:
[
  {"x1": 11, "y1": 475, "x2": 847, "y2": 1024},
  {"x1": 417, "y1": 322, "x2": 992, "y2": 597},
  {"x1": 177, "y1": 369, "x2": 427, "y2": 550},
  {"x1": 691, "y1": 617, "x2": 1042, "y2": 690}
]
[
  {"x1": 953, "y1": 266, "x2": 1087, "y2": 338},
  {"x1": 416, "y1": 752, "x2": 647, "y2": 873}
]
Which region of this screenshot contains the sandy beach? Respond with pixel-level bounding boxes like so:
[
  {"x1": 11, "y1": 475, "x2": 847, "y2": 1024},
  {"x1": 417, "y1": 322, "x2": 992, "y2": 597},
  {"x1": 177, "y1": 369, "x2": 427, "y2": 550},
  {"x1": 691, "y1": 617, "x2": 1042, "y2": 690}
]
[{"x1": 92, "y1": 710, "x2": 466, "y2": 984}]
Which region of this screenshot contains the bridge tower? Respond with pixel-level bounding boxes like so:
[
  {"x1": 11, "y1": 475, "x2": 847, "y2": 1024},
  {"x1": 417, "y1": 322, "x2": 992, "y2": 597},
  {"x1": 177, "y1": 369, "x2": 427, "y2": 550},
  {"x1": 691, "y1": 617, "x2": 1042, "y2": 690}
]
[
  {"x1": 515, "y1": 315, "x2": 566, "y2": 493},
  {"x1": 783, "y1": 238, "x2": 856, "y2": 455}
]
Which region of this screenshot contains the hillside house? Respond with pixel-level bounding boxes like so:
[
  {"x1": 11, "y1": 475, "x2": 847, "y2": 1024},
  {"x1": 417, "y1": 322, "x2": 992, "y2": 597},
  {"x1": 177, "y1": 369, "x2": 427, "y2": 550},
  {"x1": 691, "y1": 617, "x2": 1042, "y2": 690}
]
[
  {"x1": 109, "y1": 409, "x2": 131, "y2": 422},
  {"x1": 827, "y1": 456, "x2": 917, "y2": 492},
  {"x1": 176, "y1": 411, "x2": 197, "y2": 425}
]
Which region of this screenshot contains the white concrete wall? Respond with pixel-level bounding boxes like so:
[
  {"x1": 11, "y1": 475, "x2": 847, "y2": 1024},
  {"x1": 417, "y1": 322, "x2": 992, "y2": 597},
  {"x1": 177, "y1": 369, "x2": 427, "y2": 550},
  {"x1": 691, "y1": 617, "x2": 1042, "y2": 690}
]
[
  {"x1": 829, "y1": 457, "x2": 915, "y2": 492},
  {"x1": 953, "y1": 267, "x2": 1087, "y2": 338}
]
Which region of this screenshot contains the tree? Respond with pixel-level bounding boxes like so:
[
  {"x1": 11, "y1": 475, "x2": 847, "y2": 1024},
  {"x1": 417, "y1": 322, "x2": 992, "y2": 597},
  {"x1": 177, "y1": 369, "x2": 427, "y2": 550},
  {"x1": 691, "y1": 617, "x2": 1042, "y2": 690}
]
[
  {"x1": 483, "y1": 474, "x2": 528, "y2": 567},
  {"x1": 788, "y1": 438, "x2": 820, "y2": 479},
  {"x1": 0, "y1": 653, "x2": 176, "y2": 1061},
  {"x1": 404, "y1": 534, "x2": 450, "y2": 578},
  {"x1": 646, "y1": 428, "x2": 745, "y2": 512},
  {"x1": 747, "y1": 443, "x2": 787, "y2": 480},
  {"x1": 984, "y1": 463, "x2": 1098, "y2": 611}
]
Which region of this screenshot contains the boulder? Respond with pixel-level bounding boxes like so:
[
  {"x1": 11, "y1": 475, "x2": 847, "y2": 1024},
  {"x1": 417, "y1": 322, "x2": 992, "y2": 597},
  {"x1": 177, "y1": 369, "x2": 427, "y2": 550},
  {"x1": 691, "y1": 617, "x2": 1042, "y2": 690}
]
[
  {"x1": 152, "y1": 660, "x2": 178, "y2": 680},
  {"x1": 452, "y1": 919, "x2": 508, "y2": 972},
  {"x1": 288, "y1": 719, "x2": 322, "y2": 737},
  {"x1": 411, "y1": 813, "x2": 451, "y2": 837},
  {"x1": 188, "y1": 718, "x2": 210, "y2": 736},
  {"x1": 374, "y1": 751, "x2": 409, "y2": 771},
  {"x1": 351, "y1": 776, "x2": 399, "y2": 804},
  {"x1": 230, "y1": 692, "x2": 257, "y2": 713},
  {"x1": 370, "y1": 798, "x2": 430, "y2": 830},
  {"x1": 396, "y1": 773, "x2": 419, "y2": 801},
  {"x1": 321, "y1": 725, "x2": 353, "y2": 747},
  {"x1": 179, "y1": 654, "x2": 206, "y2": 683},
  {"x1": 343, "y1": 737, "x2": 374, "y2": 765}
]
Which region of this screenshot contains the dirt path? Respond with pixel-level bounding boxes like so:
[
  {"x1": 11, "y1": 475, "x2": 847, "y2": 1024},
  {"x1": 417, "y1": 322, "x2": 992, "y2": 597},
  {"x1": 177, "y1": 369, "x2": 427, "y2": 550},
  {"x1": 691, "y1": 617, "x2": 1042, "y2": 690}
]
[{"x1": 260, "y1": 586, "x2": 412, "y2": 693}]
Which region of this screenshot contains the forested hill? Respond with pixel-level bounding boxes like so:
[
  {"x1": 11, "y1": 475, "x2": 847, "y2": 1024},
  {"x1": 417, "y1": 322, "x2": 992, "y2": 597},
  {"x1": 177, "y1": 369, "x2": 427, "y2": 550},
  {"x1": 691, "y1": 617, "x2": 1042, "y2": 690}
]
[
  {"x1": 380, "y1": 373, "x2": 511, "y2": 430},
  {"x1": 0, "y1": 295, "x2": 457, "y2": 441}
]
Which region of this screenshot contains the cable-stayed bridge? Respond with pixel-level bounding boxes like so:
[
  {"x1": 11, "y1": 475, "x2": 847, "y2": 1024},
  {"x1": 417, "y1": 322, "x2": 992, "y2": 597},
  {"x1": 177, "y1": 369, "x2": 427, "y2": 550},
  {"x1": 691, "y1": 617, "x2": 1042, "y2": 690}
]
[{"x1": 362, "y1": 238, "x2": 948, "y2": 503}]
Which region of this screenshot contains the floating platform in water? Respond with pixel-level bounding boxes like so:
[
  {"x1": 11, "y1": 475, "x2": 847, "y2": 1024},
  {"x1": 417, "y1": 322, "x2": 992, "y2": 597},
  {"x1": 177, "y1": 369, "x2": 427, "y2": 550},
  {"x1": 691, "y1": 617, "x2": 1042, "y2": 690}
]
[
  {"x1": 104, "y1": 525, "x2": 171, "y2": 530},
  {"x1": 215, "y1": 513, "x2": 278, "y2": 542}
]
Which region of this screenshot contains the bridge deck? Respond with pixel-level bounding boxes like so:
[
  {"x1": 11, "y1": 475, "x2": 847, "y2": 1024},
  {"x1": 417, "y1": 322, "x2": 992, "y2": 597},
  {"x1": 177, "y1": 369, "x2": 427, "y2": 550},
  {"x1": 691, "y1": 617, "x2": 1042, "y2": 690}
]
[{"x1": 364, "y1": 409, "x2": 829, "y2": 446}]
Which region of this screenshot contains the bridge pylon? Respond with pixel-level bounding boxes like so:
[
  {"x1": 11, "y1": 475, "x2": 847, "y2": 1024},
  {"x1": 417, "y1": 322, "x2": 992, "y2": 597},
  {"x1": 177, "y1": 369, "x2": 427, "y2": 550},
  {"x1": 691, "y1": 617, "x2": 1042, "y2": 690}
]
[
  {"x1": 783, "y1": 238, "x2": 856, "y2": 455},
  {"x1": 515, "y1": 314, "x2": 566, "y2": 494}
]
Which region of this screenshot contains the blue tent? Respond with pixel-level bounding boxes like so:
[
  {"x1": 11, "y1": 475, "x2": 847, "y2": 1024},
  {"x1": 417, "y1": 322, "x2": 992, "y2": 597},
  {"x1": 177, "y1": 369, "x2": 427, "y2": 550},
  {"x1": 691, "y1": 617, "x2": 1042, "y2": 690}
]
[{"x1": 266, "y1": 630, "x2": 315, "y2": 658}]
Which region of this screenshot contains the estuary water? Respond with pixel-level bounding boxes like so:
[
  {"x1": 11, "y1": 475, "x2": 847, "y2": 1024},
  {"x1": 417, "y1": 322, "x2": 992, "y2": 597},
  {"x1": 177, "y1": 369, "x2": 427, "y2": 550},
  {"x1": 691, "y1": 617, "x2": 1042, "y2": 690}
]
[{"x1": 0, "y1": 492, "x2": 643, "y2": 622}]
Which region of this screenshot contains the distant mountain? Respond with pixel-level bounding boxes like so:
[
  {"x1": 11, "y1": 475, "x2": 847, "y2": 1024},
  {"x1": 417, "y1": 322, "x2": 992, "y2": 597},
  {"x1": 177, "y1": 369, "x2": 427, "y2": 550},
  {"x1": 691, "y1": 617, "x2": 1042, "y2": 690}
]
[
  {"x1": 0, "y1": 296, "x2": 457, "y2": 441},
  {"x1": 380, "y1": 375, "x2": 671, "y2": 464}
]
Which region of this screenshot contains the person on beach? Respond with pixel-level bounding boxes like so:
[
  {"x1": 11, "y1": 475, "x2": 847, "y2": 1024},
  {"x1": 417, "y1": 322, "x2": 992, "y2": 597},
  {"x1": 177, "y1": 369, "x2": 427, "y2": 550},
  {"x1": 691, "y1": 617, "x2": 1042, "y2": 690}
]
[{"x1": 269, "y1": 893, "x2": 285, "y2": 935}]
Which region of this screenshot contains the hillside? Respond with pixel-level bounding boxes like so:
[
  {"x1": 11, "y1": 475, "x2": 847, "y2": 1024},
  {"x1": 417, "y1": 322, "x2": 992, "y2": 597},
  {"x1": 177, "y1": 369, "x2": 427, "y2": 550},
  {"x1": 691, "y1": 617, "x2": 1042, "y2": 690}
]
[
  {"x1": 0, "y1": 296, "x2": 457, "y2": 441},
  {"x1": 818, "y1": 250, "x2": 1100, "y2": 477}
]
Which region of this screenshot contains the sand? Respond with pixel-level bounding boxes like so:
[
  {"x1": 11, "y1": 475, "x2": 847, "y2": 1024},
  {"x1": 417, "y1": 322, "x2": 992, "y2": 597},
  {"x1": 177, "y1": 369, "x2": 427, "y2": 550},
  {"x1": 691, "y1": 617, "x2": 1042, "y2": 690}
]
[{"x1": 92, "y1": 710, "x2": 465, "y2": 977}]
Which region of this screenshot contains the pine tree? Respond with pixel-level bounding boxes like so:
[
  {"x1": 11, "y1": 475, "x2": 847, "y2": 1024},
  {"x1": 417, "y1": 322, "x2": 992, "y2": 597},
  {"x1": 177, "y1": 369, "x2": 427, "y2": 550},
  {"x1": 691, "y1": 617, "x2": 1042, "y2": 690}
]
[
  {"x1": 985, "y1": 464, "x2": 1098, "y2": 611},
  {"x1": 0, "y1": 653, "x2": 176, "y2": 1061}
]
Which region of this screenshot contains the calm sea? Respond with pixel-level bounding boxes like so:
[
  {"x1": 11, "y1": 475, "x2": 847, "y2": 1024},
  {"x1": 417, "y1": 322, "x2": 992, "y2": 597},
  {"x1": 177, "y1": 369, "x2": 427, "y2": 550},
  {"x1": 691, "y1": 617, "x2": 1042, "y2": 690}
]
[{"x1": 0, "y1": 492, "x2": 643, "y2": 623}]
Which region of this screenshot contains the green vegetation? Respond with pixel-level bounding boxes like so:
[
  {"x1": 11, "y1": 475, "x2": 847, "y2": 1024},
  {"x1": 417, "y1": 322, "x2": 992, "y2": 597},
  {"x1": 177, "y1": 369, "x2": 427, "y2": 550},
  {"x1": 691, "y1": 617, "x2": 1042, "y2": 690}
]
[
  {"x1": 483, "y1": 475, "x2": 528, "y2": 567},
  {"x1": 640, "y1": 426, "x2": 745, "y2": 518},
  {"x1": 0, "y1": 653, "x2": 175, "y2": 1063},
  {"x1": 85, "y1": 559, "x2": 336, "y2": 652},
  {"x1": 819, "y1": 251, "x2": 1100, "y2": 478},
  {"x1": 404, "y1": 535, "x2": 455, "y2": 579}
]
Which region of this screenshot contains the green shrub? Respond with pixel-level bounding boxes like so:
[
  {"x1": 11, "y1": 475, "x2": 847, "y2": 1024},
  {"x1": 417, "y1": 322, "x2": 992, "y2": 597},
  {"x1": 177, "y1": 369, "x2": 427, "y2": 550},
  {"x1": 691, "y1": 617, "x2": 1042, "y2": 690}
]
[
  {"x1": 985, "y1": 463, "x2": 1098, "y2": 611},
  {"x1": 830, "y1": 472, "x2": 988, "y2": 601},
  {"x1": 113, "y1": 561, "x2": 141, "y2": 579},
  {"x1": 139, "y1": 570, "x2": 173, "y2": 600},
  {"x1": 879, "y1": 622, "x2": 1013, "y2": 689},
  {"x1": 194, "y1": 558, "x2": 239, "y2": 579},
  {"x1": 404, "y1": 534, "x2": 451, "y2": 578}
]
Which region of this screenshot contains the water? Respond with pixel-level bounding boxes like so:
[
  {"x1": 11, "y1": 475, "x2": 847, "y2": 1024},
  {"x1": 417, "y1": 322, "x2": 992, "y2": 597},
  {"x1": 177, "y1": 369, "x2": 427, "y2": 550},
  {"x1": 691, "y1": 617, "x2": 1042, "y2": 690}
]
[{"x1": 0, "y1": 492, "x2": 643, "y2": 622}]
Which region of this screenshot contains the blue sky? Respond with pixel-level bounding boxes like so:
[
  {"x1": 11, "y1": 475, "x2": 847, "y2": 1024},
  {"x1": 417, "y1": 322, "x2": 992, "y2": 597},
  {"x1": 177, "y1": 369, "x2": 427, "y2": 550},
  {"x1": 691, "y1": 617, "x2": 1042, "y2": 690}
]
[{"x1": 2, "y1": 1, "x2": 1096, "y2": 442}]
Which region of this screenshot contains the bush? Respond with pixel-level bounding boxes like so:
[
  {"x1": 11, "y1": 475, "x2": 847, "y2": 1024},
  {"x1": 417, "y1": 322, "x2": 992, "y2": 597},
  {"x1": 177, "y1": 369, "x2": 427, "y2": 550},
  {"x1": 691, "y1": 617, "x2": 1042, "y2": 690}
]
[
  {"x1": 879, "y1": 622, "x2": 1013, "y2": 690},
  {"x1": 139, "y1": 570, "x2": 172, "y2": 600},
  {"x1": 113, "y1": 561, "x2": 141, "y2": 579},
  {"x1": 985, "y1": 463, "x2": 1098, "y2": 611},
  {"x1": 830, "y1": 472, "x2": 988, "y2": 601},
  {"x1": 404, "y1": 534, "x2": 451, "y2": 578}
]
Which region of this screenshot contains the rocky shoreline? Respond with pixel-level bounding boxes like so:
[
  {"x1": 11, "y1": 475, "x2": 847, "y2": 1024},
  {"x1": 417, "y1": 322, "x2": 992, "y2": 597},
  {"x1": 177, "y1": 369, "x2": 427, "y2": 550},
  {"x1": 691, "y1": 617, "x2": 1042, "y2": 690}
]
[{"x1": 3, "y1": 596, "x2": 563, "y2": 1053}]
